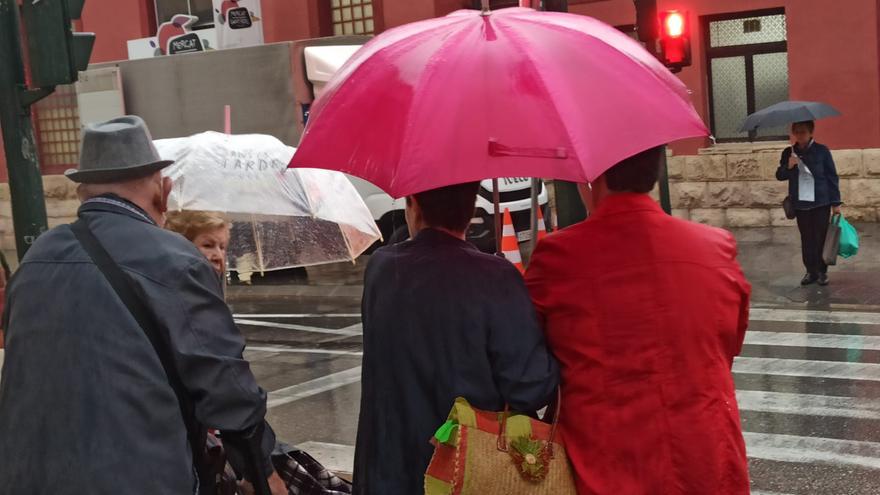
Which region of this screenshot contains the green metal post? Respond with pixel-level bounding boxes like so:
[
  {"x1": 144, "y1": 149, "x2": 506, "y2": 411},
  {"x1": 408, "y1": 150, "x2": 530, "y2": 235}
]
[
  {"x1": 554, "y1": 181, "x2": 587, "y2": 228},
  {"x1": 540, "y1": 0, "x2": 586, "y2": 228},
  {"x1": 634, "y1": 0, "x2": 673, "y2": 214},
  {"x1": 0, "y1": 0, "x2": 50, "y2": 260}
]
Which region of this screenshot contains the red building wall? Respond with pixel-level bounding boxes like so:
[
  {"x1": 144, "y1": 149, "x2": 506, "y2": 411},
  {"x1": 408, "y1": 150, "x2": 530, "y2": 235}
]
[
  {"x1": 570, "y1": 0, "x2": 880, "y2": 154},
  {"x1": 257, "y1": 0, "x2": 318, "y2": 44},
  {"x1": 79, "y1": 0, "x2": 155, "y2": 63}
]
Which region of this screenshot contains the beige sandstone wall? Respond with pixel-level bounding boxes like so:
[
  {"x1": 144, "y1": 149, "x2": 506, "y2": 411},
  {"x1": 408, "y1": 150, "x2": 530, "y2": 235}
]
[{"x1": 653, "y1": 143, "x2": 880, "y2": 228}]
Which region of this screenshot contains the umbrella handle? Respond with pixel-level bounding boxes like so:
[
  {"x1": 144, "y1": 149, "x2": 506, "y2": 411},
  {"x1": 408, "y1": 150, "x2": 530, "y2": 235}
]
[
  {"x1": 493, "y1": 178, "x2": 503, "y2": 256},
  {"x1": 481, "y1": 0, "x2": 490, "y2": 14}
]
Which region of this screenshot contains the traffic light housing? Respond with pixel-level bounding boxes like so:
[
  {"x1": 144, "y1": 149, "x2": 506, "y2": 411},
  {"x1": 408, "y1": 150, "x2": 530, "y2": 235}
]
[
  {"x1": 658, "y1": 10, "x2": 691, "y2": 72},
  {"x1": 22, "y1": 0, "x2": 95, "y2": 87},
  {"x1": 543, "y1": 0, "x2": 568, "y2": 12},
  {"x1": 634, "y1": 0, "x2": 658, "y2": 48}
]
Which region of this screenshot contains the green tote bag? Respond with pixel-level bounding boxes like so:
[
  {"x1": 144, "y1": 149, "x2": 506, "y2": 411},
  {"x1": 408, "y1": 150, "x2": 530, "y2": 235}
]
[{"x1": 839, "y1": 216, "x2": 859, "y2": 258}]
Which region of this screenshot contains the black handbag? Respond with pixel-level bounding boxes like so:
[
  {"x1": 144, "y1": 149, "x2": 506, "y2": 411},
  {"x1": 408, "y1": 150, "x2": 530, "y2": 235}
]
[
  {"x1": 782, "y1": 196, "x2": 796, "y2": 220},
  {"x1": 70, "y1": 219, "x2": 272, "y2": 495}
]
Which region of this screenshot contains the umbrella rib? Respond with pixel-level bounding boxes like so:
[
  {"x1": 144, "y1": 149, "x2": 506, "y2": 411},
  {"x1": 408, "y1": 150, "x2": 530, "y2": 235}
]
[
  {"x1": 511, "y1": 14, "x2": 693, "y2": 105},
  {"x1": 511, "y1": 15, "x2": 707, "y2": 161},
  {"x1": 492, "y1": 16, "x2": 585, "y2": 173},
  {"x1": 289, "y1": 168, "x2": 317, "y2": 218},
  {"x1": 337, "y1": 222, "x2": 355, "y2": 263},
  {"x1": 394, "y1": 20, "x2": 485, "y2": 191},
  {"x1": 252, "y1": 213, "x2": 266, "y2": 274},
  {"x1": 304, "y1": 17, "x2": 468, "y2": 137}
]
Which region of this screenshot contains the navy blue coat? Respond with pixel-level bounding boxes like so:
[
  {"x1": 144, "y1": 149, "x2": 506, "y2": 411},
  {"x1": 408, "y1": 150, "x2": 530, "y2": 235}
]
[
  {"x1": 353, "y1": 228, "x2": 559, "y2": 495},
  {"x1": 776, "y1": 141, "x2": 842, "y2": 210}
]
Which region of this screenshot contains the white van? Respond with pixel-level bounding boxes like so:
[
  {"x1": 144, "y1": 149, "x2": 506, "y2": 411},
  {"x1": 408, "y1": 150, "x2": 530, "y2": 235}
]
[{"x1": 299, "y1": 41, "x2": 550, "y2": 252}]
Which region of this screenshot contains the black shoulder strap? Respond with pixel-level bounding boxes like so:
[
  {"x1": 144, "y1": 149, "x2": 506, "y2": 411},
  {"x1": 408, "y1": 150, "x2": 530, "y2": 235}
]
[{"x1": 69, "y1": 220, "x2": 205, "y2": 471}]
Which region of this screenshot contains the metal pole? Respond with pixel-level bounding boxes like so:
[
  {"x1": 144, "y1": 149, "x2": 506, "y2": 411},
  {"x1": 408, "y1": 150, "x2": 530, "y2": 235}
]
[
  {"x1": 528, "y1": 179, "x2": 539, "y2": 258},
  {"x1": 658, "y1": 147, "x2": 671, "y2": 214},
  {"x1": 492, "y1": 178, "x2": 502, "y2": 255},
  {"x1": 0, "y1": 0, "x2": 50, "y2": 260},
  {"x1": 634, "y1": 0, "x2": 673, "y2": 214}
]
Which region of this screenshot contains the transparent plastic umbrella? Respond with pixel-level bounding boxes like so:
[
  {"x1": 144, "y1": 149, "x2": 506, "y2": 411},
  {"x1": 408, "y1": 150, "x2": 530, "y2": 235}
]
[{"x1": 154, "y1": 131, "x2": 381, "y2": 273}]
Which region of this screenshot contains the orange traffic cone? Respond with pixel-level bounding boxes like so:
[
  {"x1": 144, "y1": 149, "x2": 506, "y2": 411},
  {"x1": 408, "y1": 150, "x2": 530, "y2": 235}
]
[{"x1": 501, "y1": 208, "x2": 524, "y2": 273}]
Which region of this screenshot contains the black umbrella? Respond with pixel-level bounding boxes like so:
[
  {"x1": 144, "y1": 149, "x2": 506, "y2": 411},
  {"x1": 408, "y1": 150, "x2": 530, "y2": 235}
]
[{"x1": 740, "y1": 101, "x2": 841, "y2": 132}]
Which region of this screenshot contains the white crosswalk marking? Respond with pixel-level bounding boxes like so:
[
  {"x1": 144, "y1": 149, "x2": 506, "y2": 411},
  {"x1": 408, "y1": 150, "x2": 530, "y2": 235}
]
[
  {"x1": 749, "y1": 308, "x2": 880, "y2": 325},
  {"x1": 744, "y1": 432, "x2": 880, "y2": 470},
  {"x1": 235, "y1": 318, "x2": 363, "y2": 336},
  {"x1": 267, "y1": 366, "x2": 362, "y2": 409},
  {"x1": 242, "y1": 307, "x2": 880, "y2": 492},
  {"x1": 233, "y1": 313, "x2": 361, "y2": 319},
  {"x1": 745, "y1": 331, "x2": 880, "y2": 350},
  {"x1": 736, "y1": 390, "x2": 880, "y2": 420},
  {"x1": 736, "y1": 308, "x2": 880, "y2": 491},
  {"x1": 733, "y1": 357, "x2": 880, "y2": 381},
  {"x1": 247, "y1": 345, "x2": 363, "y2": 356}
]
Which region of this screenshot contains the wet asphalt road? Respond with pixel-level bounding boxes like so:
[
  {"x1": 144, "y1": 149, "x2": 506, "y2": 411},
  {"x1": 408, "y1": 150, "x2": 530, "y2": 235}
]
[{"x1": 227, "y1": 224, "x2": 880, "y2": 494}]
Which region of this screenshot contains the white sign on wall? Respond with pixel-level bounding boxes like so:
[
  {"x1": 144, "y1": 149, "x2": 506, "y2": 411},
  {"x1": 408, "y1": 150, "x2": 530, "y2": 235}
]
[
  {"x1": 213, "y1": 0, "x2": 264, "y2": 49},
  {"x1": 127, "y1": 29, "x2": 218, "y2": 60}
]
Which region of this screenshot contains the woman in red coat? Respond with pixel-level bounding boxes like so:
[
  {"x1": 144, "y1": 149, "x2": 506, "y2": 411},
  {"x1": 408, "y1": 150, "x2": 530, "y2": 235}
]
[{"x1": 526, "y1": 147, "x2": 751, "y2": 494}]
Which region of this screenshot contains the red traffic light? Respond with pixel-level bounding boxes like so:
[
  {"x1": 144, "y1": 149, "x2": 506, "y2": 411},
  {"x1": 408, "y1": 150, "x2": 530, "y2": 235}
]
[
  {"x1": 664, "y1": 11, "x2": 685, "y2": 37},
  {"x1": 658, "y1": 10, "x2": 691, "y2": 70}
]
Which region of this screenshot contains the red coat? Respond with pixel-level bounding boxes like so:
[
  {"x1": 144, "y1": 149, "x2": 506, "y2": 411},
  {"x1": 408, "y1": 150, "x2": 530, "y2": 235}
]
[{"x1": 526, "y1": 193, "x2": 750, "y2": 495}]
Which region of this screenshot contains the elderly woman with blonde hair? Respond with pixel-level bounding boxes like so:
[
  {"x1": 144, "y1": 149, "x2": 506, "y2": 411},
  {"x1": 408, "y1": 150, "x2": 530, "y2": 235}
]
[
  {"x1": 164, "y1": 209, "x2": 352, "y2": 495},
  {"x1": 166, "y1": 210, "x2": 231, "y2": 276}
]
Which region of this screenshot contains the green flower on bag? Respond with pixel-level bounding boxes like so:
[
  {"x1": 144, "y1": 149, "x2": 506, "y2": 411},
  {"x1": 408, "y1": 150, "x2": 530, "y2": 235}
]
[{"x1": 510, "y1": 437, "x2": 547, "y2": 482}]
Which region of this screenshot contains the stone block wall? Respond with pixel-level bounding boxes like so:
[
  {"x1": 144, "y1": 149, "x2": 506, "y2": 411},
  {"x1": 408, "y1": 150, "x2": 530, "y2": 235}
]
[{"x1": 656, "y1": 144, "x2": 880, "y2": 228}]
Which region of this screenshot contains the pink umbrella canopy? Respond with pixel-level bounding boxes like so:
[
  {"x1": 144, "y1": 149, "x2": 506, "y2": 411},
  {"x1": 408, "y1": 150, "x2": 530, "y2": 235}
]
[{"x1": 290, "y1": 7, "x2": 708, "y2": 198}]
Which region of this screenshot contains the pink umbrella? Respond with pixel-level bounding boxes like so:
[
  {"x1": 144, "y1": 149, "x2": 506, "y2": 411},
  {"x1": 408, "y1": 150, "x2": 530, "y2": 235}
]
[{"x1": 289, "y1": 4, "x2": 708, "y2": 198}]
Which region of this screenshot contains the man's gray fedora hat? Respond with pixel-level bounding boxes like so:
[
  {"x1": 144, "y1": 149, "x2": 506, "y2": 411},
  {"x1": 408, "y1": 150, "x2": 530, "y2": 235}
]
[{"x1": 65, "y1": 115, "x2": 174, "y2": 184}]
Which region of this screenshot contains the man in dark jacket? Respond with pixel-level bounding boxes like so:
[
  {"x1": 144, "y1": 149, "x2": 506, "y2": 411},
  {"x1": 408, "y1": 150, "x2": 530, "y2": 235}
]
[
  {"x1": 776, "y1": 120, "x2": 843, "y2": 285},
  {"x1": 353, "y1": 182, "x2": 559, "y2": 495},
  {"x1": 0, "y1": 116, "x2": 286, "y2": 494}
]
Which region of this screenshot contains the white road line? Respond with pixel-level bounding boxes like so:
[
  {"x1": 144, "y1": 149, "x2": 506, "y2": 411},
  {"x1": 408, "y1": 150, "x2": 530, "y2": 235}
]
[
  {"x1": 235, "y1": 319, "x2": 363, "y2": 336},
  {"x1": 745, "y1": 331, "x2": 880, "y2": 351},
  {"x1": 247, "y1": 345, "x2": 363, "y2": 357},
  {"x1": 751, "y1": 492, "x2": 794, "y2": 495},
  {"x1": 267, "y1": 366, "x2": 362, "y2": 409},
  {"x1": 234, "y1": 314, "x2": 361, "y2": 319},
  {"x1": 243, "y1": 350, "x2": 281, "y2": 361},
  {"x1": 736, "y1": 390, "x2": 880, "y2": 420},
  {"x1": 750, "y1": 308, "x2": 880, "y2": 326},
  {"x1": 296, "y1": 442, "x2": 355, "y2": 475},
  {"x1": 340, "y1": 323, "x2": 363, "y2": 333},
  {"x1": 744, "y1": 432, "x2": 880, "y2": 470},
  {"x1": 734, "y1": 357, "x2": 880, "y2": 381}
]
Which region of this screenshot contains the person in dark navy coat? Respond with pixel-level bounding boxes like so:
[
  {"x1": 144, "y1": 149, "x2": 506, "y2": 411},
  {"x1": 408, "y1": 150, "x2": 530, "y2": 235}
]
[
  {"x1": 776, "y1": 121, "x2": 843, "y2": 286},
  {"x1": 353, "y1": 182, "x2": 559, "y2": 495}
]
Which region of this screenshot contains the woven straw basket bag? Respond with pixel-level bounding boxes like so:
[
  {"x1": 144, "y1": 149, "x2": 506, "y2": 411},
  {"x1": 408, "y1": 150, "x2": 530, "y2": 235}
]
[{"x1": 424, "y1": 392, "x2": 576, "y2": 495}]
